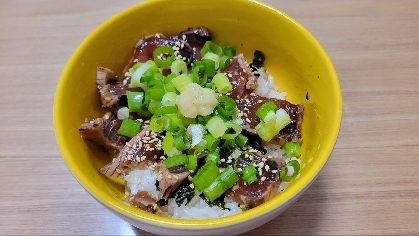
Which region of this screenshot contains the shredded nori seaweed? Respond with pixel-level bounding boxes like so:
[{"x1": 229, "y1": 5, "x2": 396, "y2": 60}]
[
  {"x1": 175, "y1": 184, "x2": 195, "y2": 207},
  {"x1": 117, "y1": 94, "x2": 127, "y2": 107},
  {"x1": 242, "y1": 130, "x2": 267, "y2": 155},
  {"x1": 249, "y1": 50, "x2": 266, "y2": 73},
  {"x1": 199, "y1": 193, "x2": 228, "y2": 210}
]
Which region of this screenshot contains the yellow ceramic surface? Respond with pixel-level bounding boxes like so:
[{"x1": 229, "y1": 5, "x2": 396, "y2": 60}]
[{"x1": 54, "y1": 0, "x2": 342, "y2": 235}]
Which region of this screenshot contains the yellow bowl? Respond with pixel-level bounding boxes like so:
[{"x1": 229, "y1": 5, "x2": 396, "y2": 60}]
[{"x1": 54, "y1": 0, "x2": 342, "y2": 235}]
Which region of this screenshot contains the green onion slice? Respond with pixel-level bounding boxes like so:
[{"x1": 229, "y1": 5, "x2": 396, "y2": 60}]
[
  {"x1": 235, "y1": 134, "x2": 248, "y2": 148},
  {"x1": 203, "y1": 166, "x2": 239, "y2": 202},
  {"x1": 162, "y1": 131, "x2": 174, "y2": 155},
  {"x1": 206, "y1": 116, "x2": 228, "y2": 138},
  {"x1": 204, "y1": 134, "x2": 220, "y2": 152},
  {"x1": 187, "y1": 155, "x2": 198, "y2": 171},
  {"x1": 191, "y1": 161, "x2": 219, "y2": 192},
  {"x1": 171, "y1": 59, "x2": 188, "y2": 75},
  {"x1": 280, "y1": 160, "x2": 300, "y2": 182},
  {"x1": 205, "y1": 147, "x2": 220, "y2": 165},
  {"x1": 219, "y1": 55, "x2": 231, "y2": 70},
  {"x1": 153, "y1": 46, "x2": 175, "y2": 68},
  {"x1": 275, "y1": 108, "x2": 291, "y2": 131},
  {"x1": 212, "y1": 73, "x2": 233, "y2": 94},
  {"x1": 153, "y1": 106, "x2": 178, "y2": 116},
  {"x1": 222, "y1": 46, "x2": 236, "y2": 58},
  {"x1": 149, "y1": 115, "x2": 170, "y2": 132},
  {"x1": 256, "y1": 101, "x2": 278, "y2": 120},
  {"x1": 242, "y1": 165, "x2": 258, "y2": 184},
  {"x1": 216, "y1": 95, "x2": 237, "y2": 118},
  {"x1": 201, "y1": 41, "x2": 223, "y2": 57},
  {"x1": 126, "y1": 91, "x2": 144, "y2": 113},
  {"x1": 164, "y1": 154, "x2": 189, "y2": 169},
  {"x1": 171, "y1": 73, "x2": 192, "y2": 92},
  {"x1": 221, "y1": 122, "x2": 242, "y2": 140},
  {"x1": 202, "y1": 52, "x2": 220, "y2": 70},
  {"x1": 201, "y1": 59, "x2": 216, "y2": 77},
  {"x1": 284, "y1": 142, "x2": 301, "y2": 158},
  {"x1": 117, "y1": 119, "x2": 141, "y2": 138},
  {"x1": 192, "y1": 64, "x2": 207, "y2": 86}
]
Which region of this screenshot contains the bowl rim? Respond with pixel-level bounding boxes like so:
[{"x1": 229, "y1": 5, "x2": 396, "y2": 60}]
[{"x1": 54, "y1": 0, "x2": 342, "y2": 230}]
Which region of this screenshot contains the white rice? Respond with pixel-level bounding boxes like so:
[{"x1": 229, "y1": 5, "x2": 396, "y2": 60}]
[
  {"x1": 124, "y1": 169, "x2": 161, "y2": 200},
  {"x1": 253, "y1": 67, "x2": 287, "y2": 100},
  {"x1": 162, "y1": 191, "x2": 242, "y2": 219}
]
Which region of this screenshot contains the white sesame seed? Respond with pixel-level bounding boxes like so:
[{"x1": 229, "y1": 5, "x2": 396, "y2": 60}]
[
  {"x1": 261, "y1": 176, "x2": 267, "y2": 181},
  {"x1": 272, "y1": 170, "x2": 278, "y2": 173}
]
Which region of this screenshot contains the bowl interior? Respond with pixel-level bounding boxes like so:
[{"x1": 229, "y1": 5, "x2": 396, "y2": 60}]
[{"x1": 54, "y1": 0, "x2": 341, "y2": 230}]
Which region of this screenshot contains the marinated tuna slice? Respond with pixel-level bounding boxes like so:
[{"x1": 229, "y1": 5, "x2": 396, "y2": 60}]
[
  {"x1": 127, "y1": 191, "x2": 163, "y2": 215},
  {"x1": 123, "y1": 33, "x2": 168, "y2": 73},
  {"x1": 99, "y1": 126, "x2": 164, "y2": 177},
  {"x1": 237, "y1": 93, "x2": 304, "y2": 142},
  {"x1": 123, "y1": 27, "x2": 211, "y2": 74},
  {"x1": 169, "y1": 27, "x2": 211, "y2": 63},
  {"x1": 79, "y1": 112, "x2": 128, "y2": 155},
  {"x1": 156, "y1": 162, "x2": 190, "y2": 199},
  {"x1": 225, "y1": 154, "x2": 283, "y2": 208},
  {"x1": 222, "y1": 54, "x2": 257, "y2": 100},
  {"x1": 96, "y1": 67, "x2": 126, "y2": 108}
]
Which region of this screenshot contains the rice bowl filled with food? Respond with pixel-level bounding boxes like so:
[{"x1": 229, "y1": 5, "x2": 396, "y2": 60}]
[
  {"x1": 55, "y1": 0, "x2": 342, "y2": 234},
  {"x1": 78, "y1": 27, "x2": 304, "y2": 219}
]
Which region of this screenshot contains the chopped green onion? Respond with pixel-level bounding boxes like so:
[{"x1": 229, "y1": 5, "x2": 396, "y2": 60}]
[
  {"x1": 117, "y1": 119, "x2": 141, "y2": 138},
  {"x1": 235, "y1": 134, "x2": 248, "y2": 148},
  {"x1": 187, "y1": 155, "x2": 198, "y2": 171},
  {"x1": 221, "y1": 122, "x2": 242, "y2": 140},
  {"x1": 229, "y1": 148, "x2": 242, "y2": 160},
  {"x1": 147, "y1": 100, "x2": 161, "y2": 114},
  {"x1": 161, "y1": 92, "x2": 177, "y2": 106},
  {"x1": 201, "y1": 59, "x2": 216, "y2": 77},
  {"x1": 191, "y1": 161, "x2": 219, "y2": 192},
  {"x1": 162, "y1": 131, "x2": 174, "y2": 155},
  {"x1": 206, "y1": 116, "x2": 228, "y2": 138},
  {"x1": 206, "y1": 147, "x2": 220, "y2": 165},
  {"x1": 203, "y1": 166, "x2": 239, "y2": 202},
  {"x1": 129, "y1": 60, "x2": 158, "y2": 88},
  {"x1": 275, "y1": 108, "x2": 291, "y2": 131},
  {"x1": 216, "y1": 95, "x2": 237, "y2": 118},
  {"x1": 284, "y1": 142, "x2": 301, "y2": 158},
  {"x1": 153, "y1": 46, "x2": 175, "y2": 68},
  {"x1": 204, "y1": 134, "x2": 220, "y2": 152},
  {"x1": 220, "y1": 138, "x2": 236, "y2": 150},
  {"x1": 164, "y1": 154, "x2": 189, "y2": 169},
  {"x1": 164, "y1": 73, "x2": 177, "y2": 84},
  {"x1": 171, "y1": 73, "x2": 192, "y2": 92},
  {"x1": 255, "y1": 121, "x2": 277, "y2": 142},
  {"x1": 201, "y1": 41, "x2": 223, "y2": 57},
  {"x1": 280, "y1": 160, "x2": 300, "y2": 182},
  {"x1": 222, "y1": 46, "x2": 236, "y2": 58},
  {"x1": 149, "y1": 115, "x2": 170, "y2": 132},
  {"x1": 153, "y1": 106, "x2": 178, "y2": 116},
  {"x1": 192, "y1": 64, "x2": 207, "y2": 86},
  {"x1": 147, "y1": 87, "x2": 165, "y2": 100},
  {"x1": 212, "y1": 73, "x2": 233, "y2": 94},
  {"x1": 256, "y1": 101, "x2": 278, "y2": 120},
  {"x1": 202, "y1": 52, "x2": 220, "y2": 70},
  {"x1": 242, "y1": 165, "x2": 258, "y2": 184},
  {"x1": 126, "y1": 91, "x2": 144, "y2": 112},
  {"x1": 173, "y1": 133, "x2": 190, "y2": 151},
  {"x1": 171, "y1": 59, "x2": 188, "y2": 75},
  {"x1": 219, "y1": 55, "x2": 231, "y2": 70}
]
